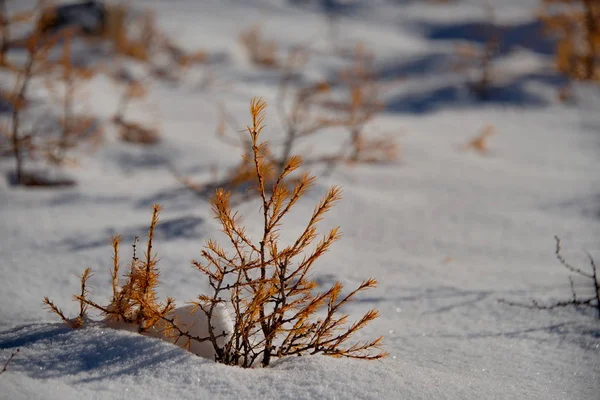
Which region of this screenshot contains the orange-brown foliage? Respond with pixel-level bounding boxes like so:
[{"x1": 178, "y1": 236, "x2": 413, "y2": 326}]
[
  {"x1": 464, "y1": 124, "x2": 495, "y2": 154},
  {"x1": 44, "y1": 98, "x2": 386, "y2": 368},
  {"x1": 44, "y1": 205, "x2": 176, "y2": 333},
  {"x1": 540, "y1": 0, "x2": 600, "y2": 81},
  {"x1": 239, "y1": 25, "x2": 279, "y2": 67}
]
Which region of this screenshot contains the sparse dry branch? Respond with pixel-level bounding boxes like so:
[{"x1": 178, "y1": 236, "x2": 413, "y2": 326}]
[
  {"x1": 0, "y1": 349, "x2": 19, "y2": 376},
  {"x1": 500, "y1": 236, "x2": 600, "y2": 319}
]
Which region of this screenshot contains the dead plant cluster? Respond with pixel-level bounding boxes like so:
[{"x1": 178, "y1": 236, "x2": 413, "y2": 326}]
[
  {"x1": 540, "y1": 0, "x2": 600, "y2": 81},
  {"x1": 0, "y1": 23, "x2": 92, "y2": 186},
  {"x1": 43, "y1": 97, "x2": 387, "y2": 367},
  {"x1": 0, "y1": 1, "x2": 210, "y2": 186},
  {"x1": 451, "y1": 5, "x2": 500, "y2": 100},
  {"x1": 179, "y1": 41, "x2": 398, "y2": 202},
  {"x1": 239, "y1": 25, "x2": 279, "y2": 68}
]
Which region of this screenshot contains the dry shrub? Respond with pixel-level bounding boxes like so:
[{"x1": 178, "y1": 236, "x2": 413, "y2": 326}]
[
  {"x1": 325, "y1": 44, "x2": 398, "y2": 164},
  {"x1": 42, "y1": 28, "x2": 103, "y2": 165},
  {"x1": 37, "y1": 2, "x2": 206, "y2": 80},
  {"x1": 164, "y1": 38, "x2": 208, "y2": 70},
  {"x1": 177, "y1": 100, "x2": 280, "y2": 204},
  {"x1": 180, "y1": 52, "x2": 339, "y2": 202},
  {"x1": 4, "y1": 25, "x2": 65, "y2": 185},
  {"x1": 37, "y1": 3, "x2": 154, "y2": 62},
  {"x1": 540, "y1": 0, "x2": 600, "y2": 81},
  {"x1": 240, "y1": 25, "x2": 279, "y2": 67},
  {"x1": 274, "y1": 48, "x2": 349, "y2": 171},
  {"x1": 116, "y1": 119, "x2": 160, "y2": 145},
  {"x1": 44, "y1": 98, "x2": 386, "y2": 367},
  {"x1": 44, "y1": 205, "x2": 176, "y2": 333},
  {"x1": 451, "y1": 5, "x2": 499, "y2": 100},
  {"x1": 180, "y1": 44, "x2": 397, "y2": 201},
  {"x1": 109, "y1": 67, "x2": 160, "y2": 145},
  {"x1": 181, "y1": 98, "x2": 386, "y2": 366}
]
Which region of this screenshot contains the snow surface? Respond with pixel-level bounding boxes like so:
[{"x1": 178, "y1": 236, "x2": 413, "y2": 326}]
[
  {"x1": 1, "y1": 0, "x2": 599, "y2": 399},
  {"x1": 152, "y1": 304, "x2": 234, "y2": 360}
]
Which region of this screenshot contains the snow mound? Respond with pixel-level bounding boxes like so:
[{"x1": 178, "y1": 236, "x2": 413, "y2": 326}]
[
  {"x1": 0, "y1": 323, "x2": 536, "y2": 400},
  {"x1": 152, "y1": 303, "x2": 233, "y2": 360}
]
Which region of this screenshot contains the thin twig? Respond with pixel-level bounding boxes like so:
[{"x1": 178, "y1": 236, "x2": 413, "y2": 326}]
[{"x1": 0, "y1": 349, "x2": 19, "y2": 375}]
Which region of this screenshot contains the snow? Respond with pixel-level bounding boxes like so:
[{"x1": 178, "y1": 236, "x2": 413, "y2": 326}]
[
  {"x1": 153, "y1": 304, "x2": 234, "y2": 360},
  {"x1": 1, "y1": 0, "x2": 599, "y2": 399}
]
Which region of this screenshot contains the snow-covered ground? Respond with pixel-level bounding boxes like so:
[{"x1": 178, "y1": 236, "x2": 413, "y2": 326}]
[{"x1": 1, "y1": 0, "x2": 599, "y2": 398}]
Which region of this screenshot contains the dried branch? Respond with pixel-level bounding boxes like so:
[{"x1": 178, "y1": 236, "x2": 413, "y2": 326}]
[
  {"x1": 500, "y1": 236, "x2": 600, "y2": 319},
  {"x1": 0, "y1": 349, "x2": 19, "y2": 376}
]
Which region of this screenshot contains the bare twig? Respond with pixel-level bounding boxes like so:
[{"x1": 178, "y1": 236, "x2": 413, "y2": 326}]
[{"x1": 0, "y1": 349, "x2": 19, "y2": 375}]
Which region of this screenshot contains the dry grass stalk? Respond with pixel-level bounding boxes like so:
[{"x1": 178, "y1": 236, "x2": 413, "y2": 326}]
[
  {"x1": 464, "y1": 124, "x2": 495, "y2": 154},
  {"x1": 0, "y1": 349, "x2": 19, "y2": 376},
  {"x1": 540, "y1": 0, "x2": 600, "y2": 81},
  {"x1": 173, "y1": 97, "x2": 386, "y2": 367}
]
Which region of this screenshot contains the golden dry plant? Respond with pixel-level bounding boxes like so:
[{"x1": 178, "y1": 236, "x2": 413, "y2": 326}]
[
  {"x1": 37, "y1": 3, "x2": 153, "y2": 62},
  {"x1": 178, "y1": 52, "x2": 340, "y2": 205},
  {"x1": 2, "y1": 25, "x2": 81, "y2": 186},
  {"x1": 42, "y1": 28, "x2": 103, "y2": 165},
  {"x1": 109, "y1": 67, "x2": 161, "y2": 145},
  {"x1": 326, "y1": 44, "x2": 398, "y2": 164},
  {"x1": 273, "y1": 48, "x2": 351, "y2": 172},
  {"x1": 37, "y1": 2, "x2": 207, "y2": 81},
  {"x1": 239, "y1": 24, "x2": 279, "y2": 67},
  {"x1": 464, "y1": 124, "x2": 496, "y2": 154},
  {"x1": 44, "y1": 98, "x2": 386, "y2": 368},
  {"x1": 540, "y1": 0, "x2": 600, "y2": 81},
  {"x1": 164, "y1": 98, "x2": 386, "y2": 367},
  {"x1": 44, "y1": 204, "x2": 177, "y2": 333},
  {"x1": 180, "y1": 44, "x2": 397, "y2": 203},
  {"x1": 173, "y1": 101, "x2": 278, "y2": 205}
]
